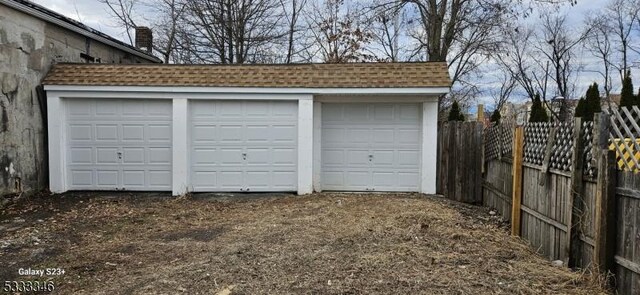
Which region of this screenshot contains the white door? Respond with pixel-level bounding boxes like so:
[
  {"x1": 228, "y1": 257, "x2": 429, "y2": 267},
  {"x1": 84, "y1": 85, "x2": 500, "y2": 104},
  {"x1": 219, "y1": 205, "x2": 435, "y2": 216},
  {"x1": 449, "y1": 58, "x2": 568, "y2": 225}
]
[
  {"x1": 65, "y1": 98, "x2": 172, "y2": 191},
  {"x1": 321, "y1": 103, "x2": 421, "y2": 191},
  {"x1": 190, "y1": 100, "x2": 298, "y2": 192}
]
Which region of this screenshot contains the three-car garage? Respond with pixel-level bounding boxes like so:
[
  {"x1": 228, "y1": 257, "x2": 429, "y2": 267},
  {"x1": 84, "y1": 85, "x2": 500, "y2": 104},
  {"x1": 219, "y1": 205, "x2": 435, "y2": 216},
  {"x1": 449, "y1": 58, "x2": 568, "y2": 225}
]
[{"x1": 44, "y1": 62, "x2": 450, "y2": 195}]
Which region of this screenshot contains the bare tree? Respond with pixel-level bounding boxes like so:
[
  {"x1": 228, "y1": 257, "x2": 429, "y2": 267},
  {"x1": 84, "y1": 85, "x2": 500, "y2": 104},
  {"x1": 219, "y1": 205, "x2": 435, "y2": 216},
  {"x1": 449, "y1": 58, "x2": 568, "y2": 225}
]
[
  {"x1": 368, "y1": 5, "x2": 405, "y2": 61},
  {"x1": 490, "y1": 70, "x2": 517, "y2": 115},
  {"x1": 99, "y1": 0, "x2": 139, "y2": 45},
  {"x1": 533, "y1": 13, "x2": 589, "y2": 121},
  {"x1": 279, "y1": 0, "x2": 309, "y2": 63},
  {"x1": 306, "y1": 0, "x2": 373, "y2": 63},
  {"x1": 609, "y1": 0, "x2": 640, "y2": 82},
  {"x1": 585, "y1": 14, "x2": 615, "y2": 111}
]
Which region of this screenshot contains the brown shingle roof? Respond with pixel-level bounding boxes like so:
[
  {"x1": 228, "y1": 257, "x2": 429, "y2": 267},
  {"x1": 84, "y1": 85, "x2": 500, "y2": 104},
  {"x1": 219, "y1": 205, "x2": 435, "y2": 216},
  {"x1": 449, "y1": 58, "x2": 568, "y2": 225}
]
[{"x1": 43, "y1": 62, "x2": 451, "y2": 88}]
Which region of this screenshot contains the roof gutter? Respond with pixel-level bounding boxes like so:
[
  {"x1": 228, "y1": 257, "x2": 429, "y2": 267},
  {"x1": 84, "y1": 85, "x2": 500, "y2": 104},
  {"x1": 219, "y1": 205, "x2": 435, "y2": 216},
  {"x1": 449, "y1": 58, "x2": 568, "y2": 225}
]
[{"x1": 1, "y1": 0, "x2": 162, "y2": 63}]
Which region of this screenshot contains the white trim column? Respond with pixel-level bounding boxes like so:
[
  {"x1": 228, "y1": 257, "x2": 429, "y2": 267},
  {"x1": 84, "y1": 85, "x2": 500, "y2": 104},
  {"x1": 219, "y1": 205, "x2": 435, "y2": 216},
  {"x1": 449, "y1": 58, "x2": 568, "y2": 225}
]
[
  {"x1": 312, "y1": 101, "x2": 322, "y2": 192},
  {"x1": 298, "y1": 97, "x2": 314, "y2": 195},
  {"x1": 172, "y1": 98, "x2": 189, "y2": 196},
  {"x1": 47, "y1": 95, "x2": 65, "y2": 193},
  {"x1": 421, "y1": 101, "x2": 438, "y2": 194}
]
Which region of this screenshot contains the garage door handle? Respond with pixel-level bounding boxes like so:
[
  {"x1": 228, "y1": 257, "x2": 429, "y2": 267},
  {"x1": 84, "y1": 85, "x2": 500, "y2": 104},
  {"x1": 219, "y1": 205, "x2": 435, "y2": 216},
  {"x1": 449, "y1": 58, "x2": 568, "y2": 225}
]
[
  {"x1": 242, "y1": 153, "x2": 247, "y2": 160},
  {"x1": 117, "y1": 152, "x2": 122, "y2": 159},
  {"x1": 368, "y1": 154, "x2": 373, "y2": 161}
]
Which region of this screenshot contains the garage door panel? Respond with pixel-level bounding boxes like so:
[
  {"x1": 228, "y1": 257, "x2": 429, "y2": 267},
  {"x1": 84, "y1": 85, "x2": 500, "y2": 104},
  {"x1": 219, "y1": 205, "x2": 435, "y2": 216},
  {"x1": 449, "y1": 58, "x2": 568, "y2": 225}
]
[
  {"x1": 96, "y1": 124, "x2": 118, "y2": 141},
  {"x1": 397, "y1": 129, "x2": 420, "y2": 144},
  {"x1": 219, "y1": 125, "x2": 243, "y2": 142},
  {"x1": 122, "y1": 147, "x2": 144, "y2": 164},
  {"x1": 70, "y1": 170, "x2": 93, "y2": 186},
  {"x1": 96, "y1": 170, "x2": 119, "y2": 186},
  {"x1": 398, "y1": 151, "x2": 420, "y2": 165},
  {"x1": 372, "y1": 150, "x2": 394, "y2": 165},
  {"x1": 96, "y1": 148, "x2": 119, "y2": 164},
  {"x1": 372, "y1": 128, "x2": 394, "y2": 144},
  {"x1": 65, "y1": 98, "x2": 172, "y2": 191},
  {"x1": 321, "y1": 103, "x2": 421, "y2": 191},
  {"x1": 147, "y1": 124, "x2": 171, "y2": 142},
  {"x1": 347, "y1": 150, "x2": 370, "y2": 166},
  {"x1": 190, "y1": 100, "x2": 297, "y2": 192},
  {"x1": 373, "y1": 105, "x2": 394, "y2": 121},
  {"x1": 220, "y1": 148, "x2": 244, "y2": 165},
  {"x1": 219, "y1": 171, "x2": 243, "y2": 189},
  {"x1": 123, "y1": 170, "x2": 145, "y2": 186},
  {"x1": 148, "y1": 171, "x2": 171, "y2": 188},
  {"x1": 122, "y1": 125, "x2": 145, "y2": 142},
  {"x1": 148, "y1": 148, "x2": 171, "y2": 164},
  {"x1": 192, "y1": 148, "x2": 218, "y2": 165},
  {"x1": 272, "y1": 148, "x2": 296, "y2": 165},
  {"x1": 322, "y1": 149, "x2": 344, "y2": 165},
  {"x1": 348, "y1": 128, "x2": 370, "y2": 144},
  {"x1": 192, "y1": 125, "x2": 217, "y2": 142},
  {"x1": 271, "y1": 125, "x2": 297, "y2": 143},
  {"x1": 193, "y1": 171, "x2": 217, "y2": 189},
  {"x1": 322, "y1": 128, "x2": 345, "y2": 144},
  {"x1": 95, "y1": 101, "x2": 119, "y2": 116},
  {"x1": 70, "y1": 148, "x2": 92, "y2": 164},
  {"x1": 69, "y1": 124, "x2": 92, "y2": 141}
]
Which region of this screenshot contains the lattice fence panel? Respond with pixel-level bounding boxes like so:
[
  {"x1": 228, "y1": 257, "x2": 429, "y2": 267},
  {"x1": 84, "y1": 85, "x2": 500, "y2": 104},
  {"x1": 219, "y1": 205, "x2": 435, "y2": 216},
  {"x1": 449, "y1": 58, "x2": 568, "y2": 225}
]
[
  {"x1": 609, "y1": 106, "x2": 640, "y2": 172},
  {"x1": 484, "y1": 123, "x2": 514, "y2": 161},
  {"x1": 550, "y1": 122, "x2": 573, "y2": 172},
  {"x1": 524, "y1": 123, "x2": 550, "y2": 165},
  {"x1": 501, "y1": 124, "x2": 514, "y2": 158},
  {"x1": 582, "y1": 121, "x2": 596, "y2": 177},
  {"x1": 484, "y1": 124, "x2": 501, "y2": 161}
]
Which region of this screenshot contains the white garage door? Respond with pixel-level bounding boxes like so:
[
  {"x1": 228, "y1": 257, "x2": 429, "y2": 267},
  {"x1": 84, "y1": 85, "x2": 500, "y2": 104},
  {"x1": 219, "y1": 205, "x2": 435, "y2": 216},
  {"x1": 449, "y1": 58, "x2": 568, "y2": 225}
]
[
  {"x1": 321, "y1": 103, "x2": 421, "y2": 191},
  {"x1": 65, "y1": 98, "x2": 173, "y2": 190},
  {"x1": 190, "y1": 100, "x2": 298, "y2": 192}
]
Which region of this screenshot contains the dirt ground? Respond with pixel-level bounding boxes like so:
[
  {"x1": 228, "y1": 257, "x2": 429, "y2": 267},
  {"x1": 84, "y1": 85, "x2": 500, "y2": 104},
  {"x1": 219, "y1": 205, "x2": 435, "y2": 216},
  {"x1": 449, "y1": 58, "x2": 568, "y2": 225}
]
[{"x1": 0, "y1": 192, "x2": 608, "y2": 294}]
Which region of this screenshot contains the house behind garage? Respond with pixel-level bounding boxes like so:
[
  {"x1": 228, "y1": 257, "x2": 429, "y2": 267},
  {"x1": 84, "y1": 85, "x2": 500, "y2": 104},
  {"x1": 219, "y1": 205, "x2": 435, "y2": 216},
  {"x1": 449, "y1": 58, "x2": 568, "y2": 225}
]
[
  {"x1": 43, "y1": 62, "x2": 451, "y2": 195},
  {"x1": 0, "y1": 0, "x2": 161, "y2": 197}
]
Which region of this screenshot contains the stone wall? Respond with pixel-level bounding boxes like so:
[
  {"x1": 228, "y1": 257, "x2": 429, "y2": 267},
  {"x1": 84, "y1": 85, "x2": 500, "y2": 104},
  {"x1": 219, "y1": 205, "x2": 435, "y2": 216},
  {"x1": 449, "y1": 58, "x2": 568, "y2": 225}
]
[{"x1": 0, "y1": 4, "x2": 154, "y2": 196}]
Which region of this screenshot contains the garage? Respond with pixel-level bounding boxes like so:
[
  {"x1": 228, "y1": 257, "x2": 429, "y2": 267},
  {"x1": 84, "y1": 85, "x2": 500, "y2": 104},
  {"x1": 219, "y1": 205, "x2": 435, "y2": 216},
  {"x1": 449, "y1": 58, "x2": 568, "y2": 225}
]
[
  {"x1": 44, "y1": 62, "x2": 450, "y2": 195},
  {"x1": 321, "y1": 103, "x2": 421, "y2": 191},
  {"x1": 190, "y1": 100, "x2": 298, "y2": 192},
  {"x1": 65, "y1": 98, "x2": 172, "y2": 190}
]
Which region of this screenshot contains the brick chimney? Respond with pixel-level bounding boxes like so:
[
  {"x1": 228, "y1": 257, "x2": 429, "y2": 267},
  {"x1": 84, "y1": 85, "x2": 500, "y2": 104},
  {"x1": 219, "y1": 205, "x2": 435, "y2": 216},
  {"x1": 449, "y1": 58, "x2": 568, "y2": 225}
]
[{"x1": 135, "y1": 27, "x2": 153, "y2": 53}]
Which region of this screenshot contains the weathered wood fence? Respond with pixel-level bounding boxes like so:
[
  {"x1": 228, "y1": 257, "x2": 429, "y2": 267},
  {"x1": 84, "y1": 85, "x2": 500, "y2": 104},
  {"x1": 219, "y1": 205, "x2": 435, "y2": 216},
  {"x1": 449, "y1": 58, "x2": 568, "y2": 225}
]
[
  {"x1": 475, "y1": 107, "x2": 640, "y2": 294},
  {"x1": 436, "y1": 121, "x2": 483, "y2": 203}
]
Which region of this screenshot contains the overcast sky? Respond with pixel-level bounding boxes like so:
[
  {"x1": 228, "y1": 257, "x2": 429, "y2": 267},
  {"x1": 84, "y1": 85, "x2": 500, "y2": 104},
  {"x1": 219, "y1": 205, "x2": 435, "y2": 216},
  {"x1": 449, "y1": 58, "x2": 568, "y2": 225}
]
[{"x1": 36, "y1": 0, "x2": 625, "y2": 110}]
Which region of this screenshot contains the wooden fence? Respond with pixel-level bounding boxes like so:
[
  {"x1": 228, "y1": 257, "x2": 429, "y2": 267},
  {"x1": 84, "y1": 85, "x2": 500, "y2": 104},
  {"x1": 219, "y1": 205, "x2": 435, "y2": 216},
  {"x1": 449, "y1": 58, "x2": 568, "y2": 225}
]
[
  {"x1": 437, "y1": 121, "x2": 483, "y2": 203},
  {"x1": 477, "y1": 108, "x2": 640, "y2": 294}
]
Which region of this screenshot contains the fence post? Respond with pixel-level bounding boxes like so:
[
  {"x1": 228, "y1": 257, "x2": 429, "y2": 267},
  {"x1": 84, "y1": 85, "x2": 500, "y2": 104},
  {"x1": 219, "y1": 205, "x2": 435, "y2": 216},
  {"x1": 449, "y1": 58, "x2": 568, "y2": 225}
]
[
  {"x1": 593, "y1": 149, "x2": 617, "y2": 273},
  {"x1": 592, "y1": 112, "x2": 617, "y2": 274},
  {"x1": 511, "y1": 126, "x2": 524, "y2": 236},
  {"x1": 568, "y1": 118, "x2": 584, "y2": 267}
]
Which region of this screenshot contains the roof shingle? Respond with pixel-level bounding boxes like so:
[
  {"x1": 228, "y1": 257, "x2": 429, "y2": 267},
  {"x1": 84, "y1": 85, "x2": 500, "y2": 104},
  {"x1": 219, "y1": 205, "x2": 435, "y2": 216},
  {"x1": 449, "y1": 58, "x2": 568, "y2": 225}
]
[{"x1": 43, "y1": 62, "x2": 451, "y2": 88}]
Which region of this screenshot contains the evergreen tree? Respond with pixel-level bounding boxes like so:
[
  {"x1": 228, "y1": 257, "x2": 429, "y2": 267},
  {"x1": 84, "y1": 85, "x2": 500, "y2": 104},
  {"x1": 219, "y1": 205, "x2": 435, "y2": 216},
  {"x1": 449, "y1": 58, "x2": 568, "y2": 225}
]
[
  {"x1": 575, "y1": 98, "x2": 586, "y2": 118},
  {"x1": 448, "y1": 101, "x2": 465, "y2": 122},
  {"x1": 490, "y1": 109, "x2": 501, "y2": 124},
  {"x1": 585, "y1": 82, "x2": 602, "y2": 121},
  {"x1": 620, "y1": 71, "x2": 635, "y2": 108},
  {"x1": 529, "y1": 93, "x2": 549, "y2": 123}
]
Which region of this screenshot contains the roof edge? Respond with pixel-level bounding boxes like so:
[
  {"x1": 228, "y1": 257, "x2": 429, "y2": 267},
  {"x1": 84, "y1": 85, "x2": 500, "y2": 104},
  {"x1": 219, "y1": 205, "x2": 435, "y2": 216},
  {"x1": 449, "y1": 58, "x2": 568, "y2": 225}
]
[{"x1": 43, "y1": 85, "x2": 451, "y2": 96}]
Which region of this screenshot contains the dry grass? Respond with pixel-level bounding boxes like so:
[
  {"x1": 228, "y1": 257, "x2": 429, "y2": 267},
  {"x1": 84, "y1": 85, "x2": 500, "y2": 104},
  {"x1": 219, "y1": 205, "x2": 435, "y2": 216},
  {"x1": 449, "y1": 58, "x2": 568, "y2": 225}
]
[{"x1": 0, "y1": 193, "x2": 609, "y2": 294}]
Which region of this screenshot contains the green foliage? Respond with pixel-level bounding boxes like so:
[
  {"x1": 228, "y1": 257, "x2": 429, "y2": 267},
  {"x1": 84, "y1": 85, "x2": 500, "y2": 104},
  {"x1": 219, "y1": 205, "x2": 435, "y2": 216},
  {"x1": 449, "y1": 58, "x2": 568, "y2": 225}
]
[
  {"x1": 620, "y1": 71, "x2": 635, "y2": 108},
  {"x1": 574, "y1": 98, "x2": 586, "y2": 118},
  {"x1": 490, "y1": 109, "x2": 501, "y2": 124},
  {"x1": 576, "y1": 83, "x2": 602, "y2": 121},
  {"x1": 448, "y1": 101, "x2": 465, "y2": 122},
  {"x1": 529, "y1": 93, "x2": 549, "y2": 123}
]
